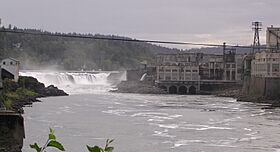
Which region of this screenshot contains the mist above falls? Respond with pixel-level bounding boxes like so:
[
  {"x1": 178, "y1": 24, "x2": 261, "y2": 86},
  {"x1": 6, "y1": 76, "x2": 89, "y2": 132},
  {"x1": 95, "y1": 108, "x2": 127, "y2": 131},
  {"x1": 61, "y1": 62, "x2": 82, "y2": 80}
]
[{"x1": 20, "y1": 71, "x2": 124, "y2": 94}]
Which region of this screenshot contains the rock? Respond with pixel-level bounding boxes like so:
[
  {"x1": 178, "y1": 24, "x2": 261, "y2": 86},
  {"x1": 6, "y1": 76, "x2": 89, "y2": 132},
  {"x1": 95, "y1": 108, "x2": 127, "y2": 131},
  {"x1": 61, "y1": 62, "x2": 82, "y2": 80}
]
[
  {"x1": 44, "y1": 85, "x2": 68, "y2": 96},
  {"x1": 18, "y1": 76, "x2": 46, "y2": 95},
  {"x1": 18, "y1": 76, "x2": 68, "y2": 97},
  {"x1": 113, "y1": 81, "x2": 167, "y2": 94},
  {"x1": 1, "y1": 76, "x2": 68, "y2": 113}
]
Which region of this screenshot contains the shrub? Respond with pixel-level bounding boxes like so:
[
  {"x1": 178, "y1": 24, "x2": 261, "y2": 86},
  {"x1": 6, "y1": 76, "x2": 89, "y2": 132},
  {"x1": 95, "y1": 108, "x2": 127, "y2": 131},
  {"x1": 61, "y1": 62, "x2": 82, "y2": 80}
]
[
  {"x1": 3, "y1": 99, "x2": 12, "y2": 109},
  {"x1": 30, "y1": 128, "x2": 114, "y2": 152}
]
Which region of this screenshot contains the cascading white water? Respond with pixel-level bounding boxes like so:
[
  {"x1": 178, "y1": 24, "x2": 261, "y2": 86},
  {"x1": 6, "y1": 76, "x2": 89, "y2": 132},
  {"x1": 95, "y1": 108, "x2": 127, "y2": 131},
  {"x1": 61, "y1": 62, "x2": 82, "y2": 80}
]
[{"x1": 19, "y1": 71, "x2": 115, "y2": 94}]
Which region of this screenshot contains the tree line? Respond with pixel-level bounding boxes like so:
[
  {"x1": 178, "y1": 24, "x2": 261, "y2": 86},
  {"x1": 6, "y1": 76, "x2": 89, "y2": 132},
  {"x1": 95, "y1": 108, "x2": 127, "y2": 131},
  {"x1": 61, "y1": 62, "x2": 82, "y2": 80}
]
[{"x1": 0, "y1": 26, "x2": 178, "y2": 71}]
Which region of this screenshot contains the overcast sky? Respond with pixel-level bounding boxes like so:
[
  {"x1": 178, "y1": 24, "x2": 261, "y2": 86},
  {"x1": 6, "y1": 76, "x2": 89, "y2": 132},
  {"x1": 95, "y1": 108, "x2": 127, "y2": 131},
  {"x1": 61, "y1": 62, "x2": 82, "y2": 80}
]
[{"x1": 0, "y1": 0, "x2": 279, "y2": 49}]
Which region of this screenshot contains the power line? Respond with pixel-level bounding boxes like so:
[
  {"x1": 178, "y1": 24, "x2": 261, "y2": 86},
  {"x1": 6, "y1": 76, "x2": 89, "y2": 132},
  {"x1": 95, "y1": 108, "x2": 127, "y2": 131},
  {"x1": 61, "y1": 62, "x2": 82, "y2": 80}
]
[
  {"x1": 252, "y1": 21, "x2": 262, "y2": 53},
  {"x1": 0, "y1": 28, "x2": 267, "y2": 49}
]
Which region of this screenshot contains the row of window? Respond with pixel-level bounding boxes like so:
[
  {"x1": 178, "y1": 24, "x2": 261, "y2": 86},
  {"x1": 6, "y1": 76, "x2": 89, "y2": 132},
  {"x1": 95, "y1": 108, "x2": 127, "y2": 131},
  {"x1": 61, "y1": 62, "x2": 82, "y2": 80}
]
[
  {"x1": 255, "y1": 58, "x2": 278, "y2": 62},
  {"x1": 158, "y1": 73, "x2": 199, "y2": 81},
  {"x1": 2, "y1": 61, "x2": 17, "y2": 65},
  {"x1": 253, "y1": 63, "x2": 280, "y2": 73},
  {"x1": 225, "y1": 64, "x2": 236, "y2": 68},
  {"x1": 159, "y1": 69, "x2": 198, "y2": 73},
  {"x1": 159, "y1": 76, "x2": 199, "y2": 81}
]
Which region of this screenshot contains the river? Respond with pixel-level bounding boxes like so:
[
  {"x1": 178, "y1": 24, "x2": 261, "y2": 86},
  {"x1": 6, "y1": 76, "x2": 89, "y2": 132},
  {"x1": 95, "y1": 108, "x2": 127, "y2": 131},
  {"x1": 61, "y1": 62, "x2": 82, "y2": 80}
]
[{"x1": 21, "y1": 71, "x2": 280, "y2": 152}]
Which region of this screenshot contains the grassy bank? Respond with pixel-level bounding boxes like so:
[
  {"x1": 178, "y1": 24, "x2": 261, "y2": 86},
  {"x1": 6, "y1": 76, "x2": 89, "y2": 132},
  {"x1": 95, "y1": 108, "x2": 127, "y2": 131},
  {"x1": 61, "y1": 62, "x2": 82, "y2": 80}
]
[
  {"x1": 0, "y1": 88, "x2": 38, "y2": 109},
  {"x1": 0, "y1": 78, "x2": 39, "y2": 111},
  {"x1": 0, "y1": 76, "x2": 68, "y2": 112}
]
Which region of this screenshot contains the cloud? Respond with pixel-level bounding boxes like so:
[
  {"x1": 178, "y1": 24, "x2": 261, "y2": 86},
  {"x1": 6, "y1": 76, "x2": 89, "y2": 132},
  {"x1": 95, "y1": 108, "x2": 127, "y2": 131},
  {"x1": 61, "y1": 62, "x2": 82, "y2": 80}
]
[{"x1": 0, "y1": 0, "x2": 279, "y2": 49}]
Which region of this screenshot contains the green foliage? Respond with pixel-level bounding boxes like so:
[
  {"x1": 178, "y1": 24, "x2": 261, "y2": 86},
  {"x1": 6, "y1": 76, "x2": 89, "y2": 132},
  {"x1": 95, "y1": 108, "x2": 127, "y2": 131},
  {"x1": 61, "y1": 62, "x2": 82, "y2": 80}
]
[
  {"x1": 87, "y1": 139, "x2": 114, "y2": 152},
  {"x1": 15, "y1": 88, "x2": 38, "y2": 98},
  {"x1": 3, "y1": 99, "x2": 12, "y2": 109},
  {"x1": 2, "y1": 88, "x2": 38, "y2": 105},
  {"x1": 3, "y1": 78, "x2": 18, "y2": 92},
  {"x1": 30, "y1": 128, "x2": 65, "y2": 152},
  {"x1": 30, "y1": 128, "x2": 114, "y2": 152}
]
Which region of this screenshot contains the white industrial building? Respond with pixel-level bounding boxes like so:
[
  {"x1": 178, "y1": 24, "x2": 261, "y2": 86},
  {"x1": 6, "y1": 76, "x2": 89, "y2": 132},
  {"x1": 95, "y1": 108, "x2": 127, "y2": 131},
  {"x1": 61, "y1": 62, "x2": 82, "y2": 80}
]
[
  {"x1": 1, "y1": 58, "x2": 20, "y2": 82},
  {"x1": 251, "y1": 26, "x2": 280, "y2": 77}
]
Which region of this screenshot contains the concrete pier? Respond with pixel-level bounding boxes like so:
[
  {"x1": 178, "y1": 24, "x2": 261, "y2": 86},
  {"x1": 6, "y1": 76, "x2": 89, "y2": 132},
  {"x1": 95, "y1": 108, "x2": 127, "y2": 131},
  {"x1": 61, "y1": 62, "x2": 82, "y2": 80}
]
[{"x1": 0, "y1": 111, "x2": 25, "y2": 152}]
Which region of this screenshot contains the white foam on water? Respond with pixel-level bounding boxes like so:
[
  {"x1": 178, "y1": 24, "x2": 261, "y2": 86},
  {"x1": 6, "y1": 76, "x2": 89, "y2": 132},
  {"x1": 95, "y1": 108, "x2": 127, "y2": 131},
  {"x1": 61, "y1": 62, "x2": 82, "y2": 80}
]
[
  {"x1": 158, "y1": 124, "x2": 179, "y2": 129},
  {"x1": 172, "y1": 140, "x2": 207, "y2": 148},
  {"x1": 153, "y1": 129, "x2": 175, "y2": 138}
]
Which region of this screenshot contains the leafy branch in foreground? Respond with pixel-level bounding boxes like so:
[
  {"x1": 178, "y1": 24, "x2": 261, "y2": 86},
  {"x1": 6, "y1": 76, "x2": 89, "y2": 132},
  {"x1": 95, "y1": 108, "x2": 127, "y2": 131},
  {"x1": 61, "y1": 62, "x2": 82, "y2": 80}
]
[
  {"x1": 87, "y1": 139, "x2": 114, "y2": 152},
  {"x1": 30, "y1": 128, "x2": 114, "y2": 152},
  {"x1": 30, "y1": 128, "x2": 65, "y2": 152}
]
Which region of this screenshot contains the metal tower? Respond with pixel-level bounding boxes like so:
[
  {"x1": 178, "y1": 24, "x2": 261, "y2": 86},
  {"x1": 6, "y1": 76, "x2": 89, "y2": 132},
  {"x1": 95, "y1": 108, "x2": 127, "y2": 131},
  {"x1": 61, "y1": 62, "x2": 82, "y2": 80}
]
[{"x1": 252, "y1": 21, "x2": 262, "y2": 53}]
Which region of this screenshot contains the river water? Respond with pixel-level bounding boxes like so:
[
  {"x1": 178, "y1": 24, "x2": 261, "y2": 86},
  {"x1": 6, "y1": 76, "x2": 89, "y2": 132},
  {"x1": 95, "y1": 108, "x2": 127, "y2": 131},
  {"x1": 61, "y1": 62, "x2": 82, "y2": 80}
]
[{"x1": 21, "y1": 72, "x2": 280, "y2": 152}]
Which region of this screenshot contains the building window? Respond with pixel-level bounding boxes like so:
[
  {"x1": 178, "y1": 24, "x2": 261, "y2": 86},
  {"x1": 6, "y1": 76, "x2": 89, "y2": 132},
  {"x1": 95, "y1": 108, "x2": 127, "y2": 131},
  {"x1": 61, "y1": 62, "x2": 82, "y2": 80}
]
[
  {"x1": 159, "y1": 74, "x2": 164, "y2": 80},
  {"x1": 192, "y1": 70, "x2": 198, "y2": 73},
  {"x1": 232, "y1": 64, "x2": 236, "y2": 68},
  {"x1": 3, "y1": 62, "x2": 5, "y2": 65},
  {"x1": 272, "y1": 64, "x2": 279, "y2": 72},
  {"x1": 232, "y1": 71, "x2": 236, "y2": 80},
  {"x1": 10, "y1": 61, "x2": 13, "y2": 65},
  {"x1": 172, "y1": 69, "x2": 178, "y2": 72},
  {"x1": 185, "y1": 70, "x2": 191, "y2": 72},
  {"x1": 166, "y1": 76, "x2": 171, "y2": 80}
]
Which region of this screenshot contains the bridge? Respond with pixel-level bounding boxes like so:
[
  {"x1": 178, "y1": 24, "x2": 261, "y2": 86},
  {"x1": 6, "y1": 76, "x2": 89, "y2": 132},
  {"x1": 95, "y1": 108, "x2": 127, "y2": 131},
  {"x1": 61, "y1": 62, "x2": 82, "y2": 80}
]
[{"x1": 156, "y1": 80, "x2": 241, "y2": 95}]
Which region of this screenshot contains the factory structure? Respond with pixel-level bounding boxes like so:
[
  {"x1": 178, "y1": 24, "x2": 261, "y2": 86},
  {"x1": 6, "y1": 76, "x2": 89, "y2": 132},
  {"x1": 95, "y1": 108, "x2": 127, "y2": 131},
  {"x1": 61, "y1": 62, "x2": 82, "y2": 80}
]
[
  {"x1": 251, "y1": 26, "x2": 280, "y2": 77},
  {"x1": 242, "y1": 25, "x2": 280, "y2": 99},
  {"x1": 154, "y1": 50, "x2": 243, "y2": 94},
  {"x1": 152, "y1": 24, "x2": 280, "y2": 95}
]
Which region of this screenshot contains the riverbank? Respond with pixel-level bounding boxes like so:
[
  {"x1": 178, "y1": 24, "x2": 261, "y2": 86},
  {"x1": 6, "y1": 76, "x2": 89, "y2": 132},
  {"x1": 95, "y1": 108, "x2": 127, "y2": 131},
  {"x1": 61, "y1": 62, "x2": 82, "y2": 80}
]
[
  {"x1": 111, "y1": 81, "x2": 167, "y2": 94},
  {"x1": 0, "y1": 76, "x2": 68, "y2": 113},
  {"x1": 113, "y1": 81, "x2": 241, "y2": 96},
  {"x1": 113, "y1": 81, "x2": 280, "y2": 108}
]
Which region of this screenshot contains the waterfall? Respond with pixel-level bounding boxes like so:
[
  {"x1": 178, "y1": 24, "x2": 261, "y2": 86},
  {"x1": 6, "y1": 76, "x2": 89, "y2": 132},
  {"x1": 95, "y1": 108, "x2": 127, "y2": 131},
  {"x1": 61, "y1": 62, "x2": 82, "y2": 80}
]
[{"x1": 19, "y1": 71, "x2": 114, "y2": 94}]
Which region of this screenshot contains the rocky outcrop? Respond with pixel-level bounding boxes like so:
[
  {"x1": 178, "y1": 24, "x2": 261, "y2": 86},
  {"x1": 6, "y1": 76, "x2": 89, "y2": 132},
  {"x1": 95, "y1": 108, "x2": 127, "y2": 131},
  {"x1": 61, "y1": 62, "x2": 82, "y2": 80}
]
[
  {"x1": 44, "y1": 85, "x2": 68, "y2": 96},
  {"x1": 18, "y1": 76, "x2": 68, "y2": 97},
  {"x1": 1, "y1": 76, "x2": 68, "y2": 113}
]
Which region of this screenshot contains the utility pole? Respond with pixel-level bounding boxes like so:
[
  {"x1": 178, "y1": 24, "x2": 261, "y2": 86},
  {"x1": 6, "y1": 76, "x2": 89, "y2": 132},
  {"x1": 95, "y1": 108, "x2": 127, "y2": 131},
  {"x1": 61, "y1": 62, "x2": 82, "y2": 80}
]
[{"x1": 252, "y1": 21, "x2": 262, "y2": 54}]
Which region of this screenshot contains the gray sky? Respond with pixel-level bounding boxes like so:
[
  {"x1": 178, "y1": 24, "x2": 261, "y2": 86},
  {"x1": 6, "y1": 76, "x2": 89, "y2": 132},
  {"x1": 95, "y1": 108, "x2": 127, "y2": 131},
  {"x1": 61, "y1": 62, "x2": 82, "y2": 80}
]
[{"x1": 0, "y1": 0, "x2": 279, "y2": 49}]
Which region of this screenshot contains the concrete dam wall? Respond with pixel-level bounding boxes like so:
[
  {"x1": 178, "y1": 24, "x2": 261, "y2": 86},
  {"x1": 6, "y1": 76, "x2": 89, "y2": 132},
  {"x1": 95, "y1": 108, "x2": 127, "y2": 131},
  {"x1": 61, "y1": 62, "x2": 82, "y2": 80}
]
[{"x1": 242, "y1": 76, "x2": 280, "y2": 99}]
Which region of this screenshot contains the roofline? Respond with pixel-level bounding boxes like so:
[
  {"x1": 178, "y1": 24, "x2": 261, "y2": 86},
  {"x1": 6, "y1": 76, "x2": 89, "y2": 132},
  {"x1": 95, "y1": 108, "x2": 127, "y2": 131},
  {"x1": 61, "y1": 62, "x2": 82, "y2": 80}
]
[{"x1": 2, "y1": 57, "x2": 20, "y2": 62}]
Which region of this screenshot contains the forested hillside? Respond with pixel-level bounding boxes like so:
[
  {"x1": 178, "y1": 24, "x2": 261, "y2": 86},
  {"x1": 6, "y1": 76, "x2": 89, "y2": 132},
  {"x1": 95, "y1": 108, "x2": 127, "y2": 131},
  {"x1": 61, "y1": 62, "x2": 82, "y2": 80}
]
[{"x1": 0, "y1": 27, "x2": 179, "y2": 70}]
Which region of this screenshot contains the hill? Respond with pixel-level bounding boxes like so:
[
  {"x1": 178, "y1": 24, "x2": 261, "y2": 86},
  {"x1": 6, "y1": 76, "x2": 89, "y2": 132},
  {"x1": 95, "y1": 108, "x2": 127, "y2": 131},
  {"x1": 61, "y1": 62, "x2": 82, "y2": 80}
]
[{"x1": 0, "y1": 27, "x2": 179, "y2": 71}]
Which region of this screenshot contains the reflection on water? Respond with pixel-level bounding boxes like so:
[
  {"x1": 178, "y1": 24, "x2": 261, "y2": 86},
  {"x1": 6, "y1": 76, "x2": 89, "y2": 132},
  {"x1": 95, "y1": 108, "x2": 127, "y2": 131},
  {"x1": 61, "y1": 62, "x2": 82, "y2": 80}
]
[{"x1": 22, "y1": 93, "x2": 280, "y2": 152}]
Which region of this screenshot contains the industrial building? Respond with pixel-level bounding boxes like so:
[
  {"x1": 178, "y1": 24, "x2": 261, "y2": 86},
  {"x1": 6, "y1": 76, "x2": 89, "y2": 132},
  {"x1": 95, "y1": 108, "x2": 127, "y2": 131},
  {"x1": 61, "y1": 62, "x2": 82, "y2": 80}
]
[
  {"x1": 155, "y1": 51, "x2": 243, "y2": 94},
  {"x1": 251, "y1": 26, "x2": 280, "y2": 77}
]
